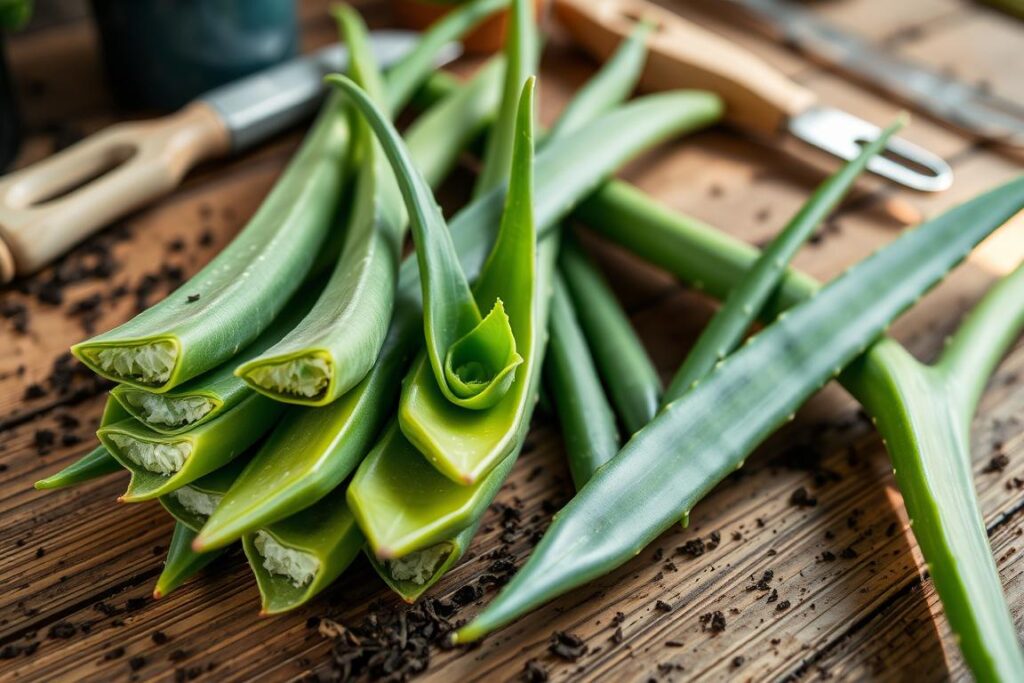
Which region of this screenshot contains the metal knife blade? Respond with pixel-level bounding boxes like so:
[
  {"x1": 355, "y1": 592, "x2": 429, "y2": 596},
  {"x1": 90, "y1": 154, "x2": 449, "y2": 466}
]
[
  {"x1": 722, "y1": 0, "x2": 1024, "y2": 149},
  {"x1": 201, "y1": 30, "x2": 462, "y2": 152}
]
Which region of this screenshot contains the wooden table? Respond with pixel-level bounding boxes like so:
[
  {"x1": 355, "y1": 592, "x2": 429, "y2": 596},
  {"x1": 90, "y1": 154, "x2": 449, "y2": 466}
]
[{"x1": 2, "y1": 0, "x2": 1022, "y2": 680}]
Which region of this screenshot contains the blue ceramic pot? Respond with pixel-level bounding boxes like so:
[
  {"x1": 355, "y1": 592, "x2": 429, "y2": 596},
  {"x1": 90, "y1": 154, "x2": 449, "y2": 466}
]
[{"x1": 91, "y1": 0, "x2": 299, "y2": 110}]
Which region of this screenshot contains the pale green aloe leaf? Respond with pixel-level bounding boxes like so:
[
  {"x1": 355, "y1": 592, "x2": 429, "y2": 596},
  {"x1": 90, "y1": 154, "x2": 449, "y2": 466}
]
[
  {"x1": 242, "y1": 494, "x2": 363, "y2": 614},
  {"x1": 153, "y1": 523, "x2": 225, "y2": 599}
]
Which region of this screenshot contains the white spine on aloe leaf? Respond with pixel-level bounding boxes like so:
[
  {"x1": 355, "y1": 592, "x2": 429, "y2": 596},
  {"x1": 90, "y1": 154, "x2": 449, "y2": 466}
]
[
  {"x1": 172, "y1": 486, "x2": 222, "y2": 518},
  {"x1": 92, "y1": 342, "x2": 177, "y2": 383},
  {"x1": 254, "y1": 531, "x2": 319, "y2": 588},
  {"x1": 108, "y1": 434, "x2": 190, "y2": 475},
  {"x1": 386, "y1": 544, "x2": 449, "y2": 585},
  {"x1": 244, "y1": 356, "x2": 330, "y2": 398},
  {"x1": 124, "y1": 392, "x2": 214, "y2": 428}
]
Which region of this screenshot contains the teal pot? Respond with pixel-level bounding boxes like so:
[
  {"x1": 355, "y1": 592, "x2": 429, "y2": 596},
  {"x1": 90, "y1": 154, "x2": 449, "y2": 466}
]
[{"x1": 90, "y1": 0, "x2": 299, "y2": 110}]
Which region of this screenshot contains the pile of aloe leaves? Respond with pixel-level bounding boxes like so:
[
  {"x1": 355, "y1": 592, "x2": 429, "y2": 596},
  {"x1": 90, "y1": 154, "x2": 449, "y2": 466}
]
[{"x1": 37, "y1": 1, "x2": 1024, "y2": 679}]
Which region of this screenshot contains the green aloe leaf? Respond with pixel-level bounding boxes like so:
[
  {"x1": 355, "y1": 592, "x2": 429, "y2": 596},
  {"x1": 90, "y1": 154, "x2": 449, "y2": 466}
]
[
  {"x1": 559, "y1": 235, "x2": 660, "y2": 434},
  {"x1": 586, "y1": 178, "x2": 1024, "y2": 682},
  {"x1": 474, "y1": 0, "x2": 538, "y2": 196},
  {"x1": 34, "y1": 396, "x2": 128, "y2": 489},
  {"x1": 663, "y1": 118, "x2": 904, "y2": 402},
  {"x1": 242, "y1": 494, "x2": 363, "y2": 614},
  {"x1": 159, "y1": 456, "x2": 249, "y2": 531},
  {"x1": 398, "y1": 77, "x2": 539, "y2": 482},
  {"x1": 99, "y1": 395, "x2": 284, "y2": 502},
  {"x1": 153, "y1": 523, "x2": 225, "y2": 599},
  {"x1": 366, "y1": 523, "x2": 478, "y2": 604},
  {"x1": 545, "y1": 270, "x2": 620, "y2": 488},
  {"x1": 192, "y1": 66, "x2": 506, "y2": 552},
  {"x1": 454, "y1": 175, "x2": 1024, "y2": 644},
  {"x1": 346, "y1": 422, "x2": 519, "y2": 558}
]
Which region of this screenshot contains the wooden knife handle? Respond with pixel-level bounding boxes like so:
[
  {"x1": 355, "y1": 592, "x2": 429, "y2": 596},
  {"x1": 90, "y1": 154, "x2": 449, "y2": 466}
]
[
  {"x1": 554, "y1": 0, "x2": 817, "y2": 134},
  {"x1": 0, "y1": 102, "x2": 230, "y2": 282}
]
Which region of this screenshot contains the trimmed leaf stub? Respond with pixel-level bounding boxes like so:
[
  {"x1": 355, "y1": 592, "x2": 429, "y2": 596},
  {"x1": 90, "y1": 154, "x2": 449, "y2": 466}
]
[
  {"x1": 444, "y1": 299, "x2": 523, "y2": 409},
  {"x1": 253, "y1": 531, "x2": 320, "y2": 589},
  {"x1": 239, "y1": 353, "x2": 332, "y2": 401},
  {"x1": 75, "y1": 339, "x2": 179, "y2": 388}
]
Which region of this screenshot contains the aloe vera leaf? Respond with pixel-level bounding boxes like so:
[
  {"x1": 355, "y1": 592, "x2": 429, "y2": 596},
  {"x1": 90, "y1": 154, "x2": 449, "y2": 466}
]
[
  {"x1": 367, "y1": 522, "x2": 478, "y2": 604},
  {"x1": 398, "y1": 79, "x2": 538, "y2": 482},
  {"x1": 236, "y1": 8, "x2": 403, "y2": 406},
  {"x1": 384, "y1": 0, "x2": 508, "y2": 114},
  {"x1": 405, "y1": 57, "x2": 504, "y2": 191},
  {"x1": 99, "y1": 394, "x2": 284, "y2": 502},
  {"x1": 843, "y1": 266, "x2": 1024, "y2": 681},
  {"x1": 34, "y1": 396, "x2": 128, "y2": 489},
  {"x1": 192, "y1": 71, "x2": 506, "y2": 552},
  {"x1": 153, "y1": 523, "x2": 225, "y2": 599},
  {"x1": 546, "y1": 22, "x2": 651, "y2": 141},
  {"x1": 587, "y1": 179, "x2": 1024, "y2": 680},
  {"x1": 474, "y1": 0, "x2": 538, "y2": 196},
  {"x1": 71, "y1": 91, "x2": 352, "y2": 394},
  {"x1": 242, "y1": 494, "x2": 363, "y2": 615},
  {"x1": 545, "y1": 271, "x2": 620, "y2": 489},
  {"x1": 347, "y1": 422, "x2": 518, "y2": 559},
  {"x1": 663, "y1": 118, "x2": 904, "y2": 402},
  {"x1": 559, "y1": 235, "x2": 661, "y2": 434},
  {"x1": 454, "y1": 176, "x2": 1024, "y2": 643},
  {"x1": 159, "y1": 455, "x2": 249, "y2": 531}
]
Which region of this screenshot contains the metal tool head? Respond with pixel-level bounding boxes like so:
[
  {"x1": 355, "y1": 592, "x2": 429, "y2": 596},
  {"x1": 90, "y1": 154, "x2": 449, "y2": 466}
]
[
  {"x1": 788, "y1": 106, "x2": 953, "y2": 193},
  {"x1": 314, "y1": 30, "x2": 464, "y2": 74}
]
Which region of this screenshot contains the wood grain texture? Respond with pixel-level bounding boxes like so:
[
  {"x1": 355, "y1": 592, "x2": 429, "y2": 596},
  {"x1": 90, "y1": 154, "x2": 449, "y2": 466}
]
[{"x1": 1, "y1": 1, "x2": 1022, "y2": 681}]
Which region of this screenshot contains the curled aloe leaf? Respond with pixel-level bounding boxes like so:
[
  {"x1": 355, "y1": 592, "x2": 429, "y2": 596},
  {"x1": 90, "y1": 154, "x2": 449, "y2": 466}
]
[
  {"x1": 454, "y1": 175, "x2": 1024, "y2": 644},
  {"x1": 34, "y1": 396, "x2": 128, "y2": 489},
  {"x1": 398, "y1": 77, "x2": 539, "y2": 482}
]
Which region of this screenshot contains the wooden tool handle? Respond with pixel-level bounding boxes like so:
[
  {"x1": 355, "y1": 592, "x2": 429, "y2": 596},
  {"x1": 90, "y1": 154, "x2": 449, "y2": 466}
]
[
  {"x1": 554, "y1": 0, "x2": 817, "y2": 134},
  {"x1": 0, "y1": 102, "x2": 230, "y2": 282}
]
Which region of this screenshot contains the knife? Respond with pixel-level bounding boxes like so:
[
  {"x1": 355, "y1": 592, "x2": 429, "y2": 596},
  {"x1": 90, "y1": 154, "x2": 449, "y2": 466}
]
[
  {"x1": 720, "y1": 0, "x2": 1024, "y2": 149},
  {"x1": 554, "y1": 0, "x2": 953, "y2": 196},
  {"x1": 0, "y1": 31, "x2": 460, "y2": 283}
]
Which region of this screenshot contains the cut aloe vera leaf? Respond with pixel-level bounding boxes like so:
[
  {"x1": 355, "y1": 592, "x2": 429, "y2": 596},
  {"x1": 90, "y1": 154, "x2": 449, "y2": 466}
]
[
  {"x1": 545, "y1": 270, "x2": 620, "y2": 489},
  {"x1": 191, "y1": 66, "x2": 512, "y2": 553},
  {"x1": 99, "y1": 395, "x2": 284, "y2": 502},
  {"x1": 559, "y1": 235, "x2": 661, "y2": 434},
  {"x1": 112, "y1": 282, "x2": 320, "y2": 433},
  {"x1": 348, "y1": 423, "x2": 518, "y2": 559},
  {"x1": 71, "y1": 90, "x2": 352, "y2": 393},
  {"x1": 398, "y1": 78, "x2": 540, "y2": 482},
  {"x1": 242, "y1": 494, "x2": 363, "y2": 615},
  {"x1": 159, "y1": 455, "x2": 249, "y2": 532},
  {"x1": 194, "y1": 343, "x2": 404, "y2": 551},
  {"x1": 368, "y1": 523, "x2": 478, "y2": 604},
  {"x1": 153, "y1": 523, "x2": 226, "y2": 599},
  {"x1": 34, "y1": 396, "x2": 129, "y2": 489},
  {"x1": 454, "y1": 175, "x2": 1024, "y2": 644},
  {"x1": 236, "y1": 7, "x2": 402, "y2": 406}
]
